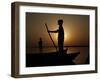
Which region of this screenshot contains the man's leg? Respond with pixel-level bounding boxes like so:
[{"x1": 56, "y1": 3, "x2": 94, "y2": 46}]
[{"x1": 58, "y1": 41, "x2": 64, "y2": 54}]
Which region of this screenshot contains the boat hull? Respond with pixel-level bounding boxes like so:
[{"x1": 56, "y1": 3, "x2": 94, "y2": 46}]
[{"x1": 26, "y1": 52, "x2": 80, "y2": 67}]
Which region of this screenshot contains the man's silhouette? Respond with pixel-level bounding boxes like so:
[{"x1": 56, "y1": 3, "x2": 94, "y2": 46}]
[{"x1": 48, "y1": 19, "x2": 64, "y2": 54}]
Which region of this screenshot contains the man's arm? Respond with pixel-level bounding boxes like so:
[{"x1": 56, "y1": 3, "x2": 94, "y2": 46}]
[{"x1": 48, "y1": 29, "x2": 59, "y2": 33}]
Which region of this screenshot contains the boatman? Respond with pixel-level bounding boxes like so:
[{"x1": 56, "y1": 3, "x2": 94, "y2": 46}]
[{"x1": 48, "y1": 19, "x2": 64, "y2": 54}]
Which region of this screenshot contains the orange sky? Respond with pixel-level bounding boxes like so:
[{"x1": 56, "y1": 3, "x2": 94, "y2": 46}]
[{"x1": 26, "y1": 13, "x2": 89, "y2": 48}]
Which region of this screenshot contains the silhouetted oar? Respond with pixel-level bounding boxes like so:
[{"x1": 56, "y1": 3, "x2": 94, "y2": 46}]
[{"x1": 45, "y1": 23, "x2": 58, "y2": 52}]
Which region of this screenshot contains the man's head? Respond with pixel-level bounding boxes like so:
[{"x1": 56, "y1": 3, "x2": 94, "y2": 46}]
[{"x1": 58, "y1": 19, "x2": 63, "y2": 26}]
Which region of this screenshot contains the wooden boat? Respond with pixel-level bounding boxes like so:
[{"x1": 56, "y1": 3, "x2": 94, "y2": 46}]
[
  {"x1": 26, "y1": 49, "x2": 80, "y2": 67},
  {"x1": 37, "y1": 51, "x2": 80, "y2": 60}
]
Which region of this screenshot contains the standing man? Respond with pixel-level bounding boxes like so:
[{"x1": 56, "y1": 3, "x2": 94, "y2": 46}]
[{"x1": 48, "y1": 19, "x2": 64, "y2": 54}]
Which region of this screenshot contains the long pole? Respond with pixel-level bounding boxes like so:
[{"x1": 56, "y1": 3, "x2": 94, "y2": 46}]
[{"x1": 45, "y1": 23, "x2": 58, "y2": 52}]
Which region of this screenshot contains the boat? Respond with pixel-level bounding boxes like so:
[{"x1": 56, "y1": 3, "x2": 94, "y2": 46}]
[{"x1": 26, "y1": 49, "x2": 80, "y2": 67}]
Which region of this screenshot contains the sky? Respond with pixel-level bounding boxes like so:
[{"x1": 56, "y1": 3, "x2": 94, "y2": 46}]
[{"x1": 26, "y1": 12, "x2": 89, "y2": 48}]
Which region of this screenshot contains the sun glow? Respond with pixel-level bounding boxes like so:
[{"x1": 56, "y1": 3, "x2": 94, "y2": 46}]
[
  {"x1": 52, "y1": 31, "x2": 67, "y2": 44},
  {"x1": 64, "y1": 31, "x2": 67, "y2": 42},
  {"x1": 53, "y1": 34, "x2": 58, "y2": 41}
]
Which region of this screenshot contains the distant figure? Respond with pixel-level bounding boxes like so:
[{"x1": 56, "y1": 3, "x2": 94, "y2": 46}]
[
  {"x1": 48, "y1": 19, "x2": 64, "y2": 54},
  {"x1": 38, "y1": 37, "x2": 43, "y2": 53}
]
